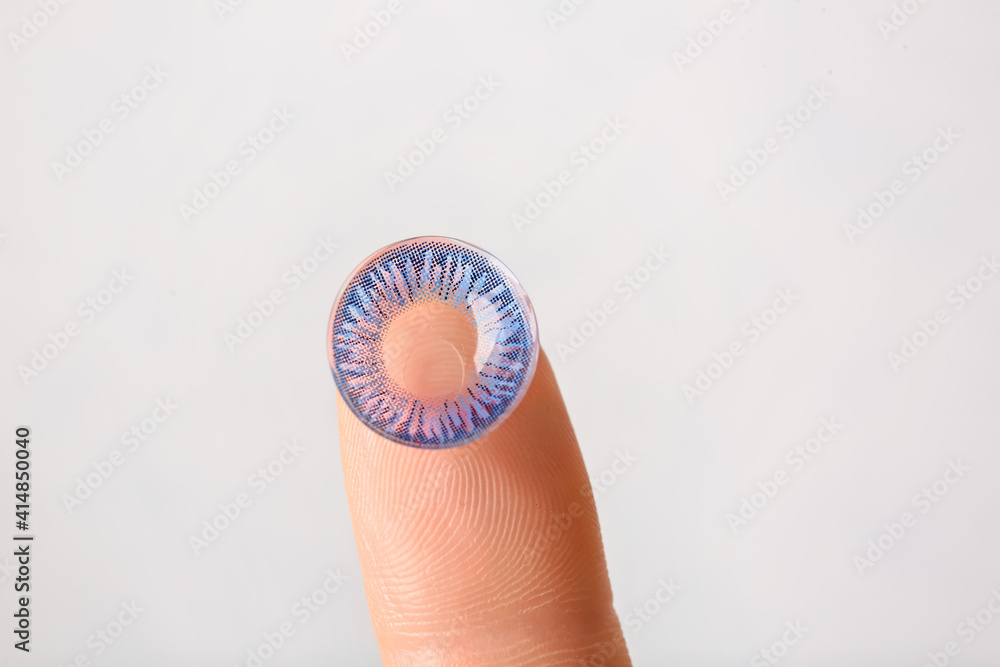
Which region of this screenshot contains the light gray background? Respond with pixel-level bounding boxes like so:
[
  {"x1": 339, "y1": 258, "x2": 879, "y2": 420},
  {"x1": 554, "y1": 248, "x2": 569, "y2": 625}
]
[{"x1": 2, "y1": 0, "x2": 1000, "y2": 665}]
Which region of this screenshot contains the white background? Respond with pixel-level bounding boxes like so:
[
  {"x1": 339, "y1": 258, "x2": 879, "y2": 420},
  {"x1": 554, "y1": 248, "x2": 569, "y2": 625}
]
[{"x1": 2, "y1": 0, "x2": 1000, "y2": 665}]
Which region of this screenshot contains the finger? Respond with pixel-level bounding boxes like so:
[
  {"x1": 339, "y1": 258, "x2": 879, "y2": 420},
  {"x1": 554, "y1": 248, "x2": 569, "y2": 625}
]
[{"x1": 337, "y1": 349, "x2": 632, "y2": 666}]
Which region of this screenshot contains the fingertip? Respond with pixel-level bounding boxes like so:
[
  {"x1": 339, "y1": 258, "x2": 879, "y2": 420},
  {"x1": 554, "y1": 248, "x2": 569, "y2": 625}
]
[{"x1": 336, "y1": 348, "x2": 631, "y2": 665}]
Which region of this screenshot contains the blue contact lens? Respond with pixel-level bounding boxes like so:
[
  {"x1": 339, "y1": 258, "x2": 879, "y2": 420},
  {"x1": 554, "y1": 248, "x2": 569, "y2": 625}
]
[{"x1": 327, "y1": 237, "x2": 539, "y2": 449}]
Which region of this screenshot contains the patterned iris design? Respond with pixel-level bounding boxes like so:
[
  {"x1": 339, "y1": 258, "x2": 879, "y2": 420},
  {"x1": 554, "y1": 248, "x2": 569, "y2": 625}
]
[{"x1": 328, "y1": 237, "x2": 539, "y2": 448}]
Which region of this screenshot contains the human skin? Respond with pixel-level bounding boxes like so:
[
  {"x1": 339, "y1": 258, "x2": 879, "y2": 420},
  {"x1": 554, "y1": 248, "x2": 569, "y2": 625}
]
[{"x1": 337, "y1": 349, "x2": 632, "y2": 665}]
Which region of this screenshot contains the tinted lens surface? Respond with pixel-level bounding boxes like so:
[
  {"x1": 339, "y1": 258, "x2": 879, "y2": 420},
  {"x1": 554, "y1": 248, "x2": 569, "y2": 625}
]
[{"x1": 329, "y1": 237, "x2": 539, "y2": 448}]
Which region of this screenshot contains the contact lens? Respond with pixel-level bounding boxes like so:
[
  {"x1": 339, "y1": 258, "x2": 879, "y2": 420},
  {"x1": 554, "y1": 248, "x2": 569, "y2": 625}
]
[{"x1": 328, "y1": 237, "x2": 539, "y2": 449}]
